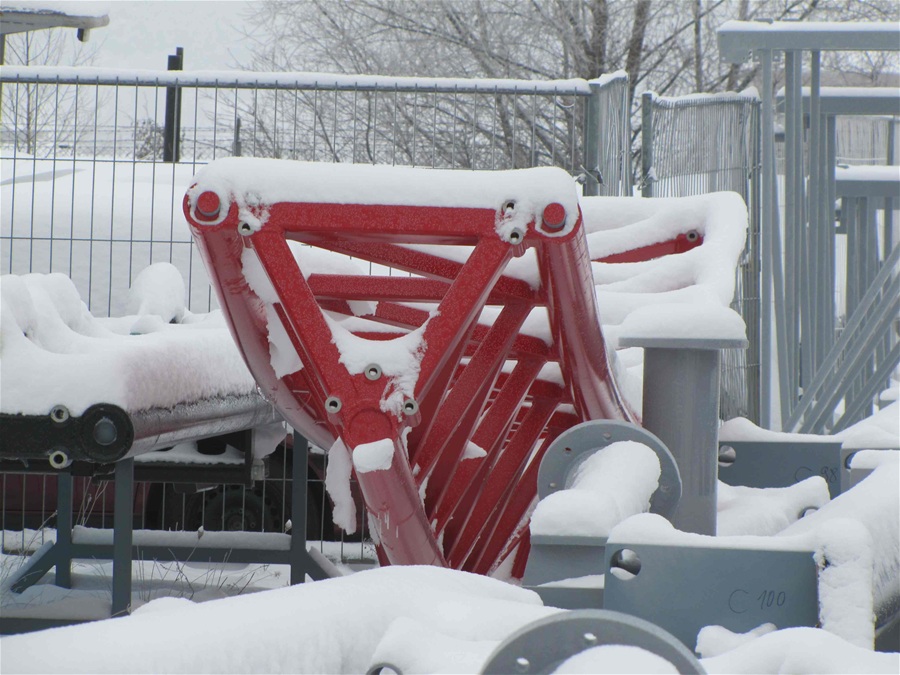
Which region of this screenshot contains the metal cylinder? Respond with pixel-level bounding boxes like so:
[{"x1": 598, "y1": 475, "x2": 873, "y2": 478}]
[{"x1": 640, "y1": 347, "x2": 721, "y2": 535}]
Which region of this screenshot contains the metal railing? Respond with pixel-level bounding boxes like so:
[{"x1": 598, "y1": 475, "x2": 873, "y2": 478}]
[
  {"x1": 1, "y1": 66, "x2": 630, "y2": 317},
  {"x1": 639, "y1": 90, "x2": 762, "y2": 423}
]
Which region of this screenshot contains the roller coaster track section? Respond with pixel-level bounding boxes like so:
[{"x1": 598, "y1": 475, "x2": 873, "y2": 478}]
[{"x1": 185, "y1": 159, "x2": 703, "y2": 571}]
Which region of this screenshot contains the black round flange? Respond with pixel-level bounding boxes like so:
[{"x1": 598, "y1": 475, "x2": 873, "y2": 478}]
[{"x1": 79, "y1": 404, "x2": 134, "y2": 463}]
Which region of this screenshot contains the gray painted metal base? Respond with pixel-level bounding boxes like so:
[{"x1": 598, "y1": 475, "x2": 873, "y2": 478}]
[
  {"x1": 480, "y1": 609, "x2": 706, "y2": 674},
  {"x1": 717, "y1": 439, "x2": 848, "y2": 497},
  {"x1": 3, "y1": 433, "x2": 335, "y2": 633},
  {"x1": 523, "y1": 420, "x2": 681, "y2": 604},
  {"x1": 602, "y1": 542, "x2": 818, "y2": 650}
]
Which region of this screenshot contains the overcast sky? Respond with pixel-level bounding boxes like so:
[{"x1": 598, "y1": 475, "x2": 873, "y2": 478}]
[{"x1": 12, "y1": 1, "x2": 255, "y2": 70}]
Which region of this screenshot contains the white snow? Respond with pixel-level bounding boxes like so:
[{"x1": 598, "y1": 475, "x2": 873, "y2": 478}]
[
  {"x1": 618, "y1": 303, "x2": 747, "y2": 343},
  {"x1": 186, "y1": 158, "x2": 581, "y2": 240},
  {"x1": 125, "y1": 262, "x2": 186, "y2": 323},
  {"x1": 323, "y1": 438, "x2": 357, "y2": 535},
  {"x1": 530, "y1": 441, "x2": 661, "y2": 538},
  {"x1": 0, "y1": 271, "x2": 257, "y2": 417},
  {"x1": 700, "y1": 626, "x2": 899, "y2": 674},
  {"x1": 719, "y1": 417, "x2": 837, "y2": 443},
  {"x1": 554, "y1": 645, "x2": 678, "y2": 673},
  {"x1": 0, "y1": 565, "x2": 558, "y2": 674},
  {"x1": 835, "y1": 400, "x2": 900, "y2": 449},
  {"x1": 353, "y1": 438, "x2": 395, "y2": 474},
  {"x1": 717, "y1": 478, "x2": 831, "y2": 537}
]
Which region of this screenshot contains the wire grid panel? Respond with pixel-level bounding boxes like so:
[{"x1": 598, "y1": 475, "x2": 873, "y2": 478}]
[
  {"x1": 593, "y1": 74, "x2": 632, "y2": 197},
  {"x1": 642, "y1": 93, "x2": 762, "y2": 423},
  {"x1": 1, "y1": 69, "x2": 599, "y2": 318}
]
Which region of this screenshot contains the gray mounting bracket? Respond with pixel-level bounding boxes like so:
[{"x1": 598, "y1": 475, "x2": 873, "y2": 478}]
[
  {"x1": 480, "y1": 608, "x2": 706, "y2": 674},
  {"x1": 603, "y1": 541, "x2": 819, "y2": 650},
  {"x1": 717, "y1": 439, "x2": 849, "y2": 497}
]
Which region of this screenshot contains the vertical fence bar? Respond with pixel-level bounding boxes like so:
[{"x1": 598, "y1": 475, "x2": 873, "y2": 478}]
[
  {"x1": 641, "y1": 92, "x2": 654, "y2": 198},
  {"x1": 582, "y1": 82, "x2": 601, "y2": 197}
]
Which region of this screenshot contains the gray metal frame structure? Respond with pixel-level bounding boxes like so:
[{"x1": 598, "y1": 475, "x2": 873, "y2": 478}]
[{"x1": 717, "y1": 20, "x2": 900, "y2": 431}]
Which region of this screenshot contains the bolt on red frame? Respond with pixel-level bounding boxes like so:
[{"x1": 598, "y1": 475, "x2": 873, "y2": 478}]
[{"x1": 185, "y1": 160, "x2": 642, "y2": 573}]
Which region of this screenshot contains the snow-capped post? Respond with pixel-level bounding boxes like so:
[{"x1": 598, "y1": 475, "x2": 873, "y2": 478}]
[
  {"x1": 582, "y1": 81, "x2": 602, "y2": 197},
  {"x1": 619, "y1": 304, "x2": 748, "y2": 535},
  {"x1": 163, "y1": 47, "x2": 183, "y2": 163}
]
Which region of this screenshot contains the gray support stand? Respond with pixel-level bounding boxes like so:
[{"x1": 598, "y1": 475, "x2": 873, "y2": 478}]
[
  {"x1": 112, "y1": 458, "x2": 134, "y2": 617},
  {"x1": 289, "y1": 431, "x2": 335, "y2": 585},
  {"x1": 55, "y1": 472, "x2": 73, "y2": 588},
  {"x1": 290, "y1": 431, "x2": 310, "y2": 585},
  {"x1": 620, "y1": 337, "x2": 747, "y2": 535}
]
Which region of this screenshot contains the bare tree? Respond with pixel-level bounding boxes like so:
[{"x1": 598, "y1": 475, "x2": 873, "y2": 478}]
[
  {"x1": 2, "y1": 28, "x2": 100, "y2": 156},
  {"x1": 228, "y1": 0, "x2": 898, "y2": 172}
]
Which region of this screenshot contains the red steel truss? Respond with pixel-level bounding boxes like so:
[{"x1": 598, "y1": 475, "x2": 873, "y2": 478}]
[{"x1": 184, "y1": 163, "x2": 699, "y2": 574}]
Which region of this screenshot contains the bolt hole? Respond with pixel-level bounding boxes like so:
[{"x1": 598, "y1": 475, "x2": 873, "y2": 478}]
[
  {"x1": 609, "y1": 548, "x2": 641, "y2": 580},
  {"x1": 402, "y1": 399, "x2": 419, "y2": 416},
  {"x1": 503, "y1": 200, "x2": 516, "y2": 213},
  {"x1": 325, "y1": 396, "x2": 342, "y2": 413},
  {"x1": 718, "y1": 445, "x2": 737, "y2": 468},
  {"x1": 686, "y1": 230, "x2": 700, "y2": 242},
  {"x1": 365, "y1": 364, "x2": 382, "y2": 381},
  {"x1": 239, "y1": 222, "x2": 253, "y2": 235},
  {"x1": 49, "y1": 449, "x2": 71, "y2": 470},
  {"x1": 508, "y1": 228, "x2": 524, "y2": 245},
  {"x1": 563, "y1": 446, "x2": 572, "y2": 454},
  {"x1": 50, "y1": 405, "x2": 69, "y2": 424}
]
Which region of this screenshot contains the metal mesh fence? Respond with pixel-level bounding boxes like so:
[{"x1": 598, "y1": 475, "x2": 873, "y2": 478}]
[
  {"x1": 1, "y1": 68, "x2": 631, "y2": 317},
  {"x1": 640, "y1": 91, "x2": 762, "y2": 423}
]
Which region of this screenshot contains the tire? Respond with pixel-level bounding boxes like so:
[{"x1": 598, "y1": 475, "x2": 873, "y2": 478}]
[{"x1": 195, "y1": 486, "x2": 277, "y2": 532}]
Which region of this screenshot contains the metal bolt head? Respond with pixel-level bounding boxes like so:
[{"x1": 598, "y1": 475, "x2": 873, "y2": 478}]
[
  {"x1": 541, "y1": 202, "x2": 567, "y2": 230},
  {"x1": 515, "y1": 657, "x2": 530, "y2": 673},
  {"x1": 583, "y1": 631, "x2": 598, "y2": 646},
  {"x1": 196, "y1": 191, "x2": 221, "y2": 219}
]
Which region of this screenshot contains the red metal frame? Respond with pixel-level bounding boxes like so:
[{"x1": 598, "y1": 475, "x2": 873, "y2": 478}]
[{"x1": 184, "y1": 166, "x2": 698, "y2": 574}]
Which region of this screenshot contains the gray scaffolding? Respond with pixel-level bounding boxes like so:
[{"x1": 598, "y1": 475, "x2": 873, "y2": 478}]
[{"x1": 717, "y1": 20, "x2": 900, "y2": 431}]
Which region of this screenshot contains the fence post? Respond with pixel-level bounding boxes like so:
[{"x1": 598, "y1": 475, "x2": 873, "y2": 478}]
[
  {"x1": 582, "y1": 82, "x2": 602, "y2": 197},
  {"x1": 163, "y1": 47, "x2": 183, "y2": 163},
  {"x1": 233, "y1": 117, "x2": 242, "y2": 157},
  {"x1": 641, "y1": 92, "x2": 654, "y2": 197}
]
